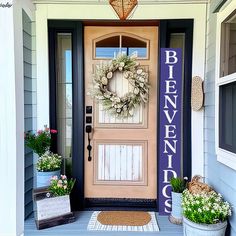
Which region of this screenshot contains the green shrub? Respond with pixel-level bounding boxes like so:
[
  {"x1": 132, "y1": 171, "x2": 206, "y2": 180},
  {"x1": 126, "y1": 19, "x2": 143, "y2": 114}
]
[
  {"x1": 182, "y1": 189, "x2": 231, "y2": 224},
  {"x1": 170, "y1": 177, "x2": 187, "y2": 193}
]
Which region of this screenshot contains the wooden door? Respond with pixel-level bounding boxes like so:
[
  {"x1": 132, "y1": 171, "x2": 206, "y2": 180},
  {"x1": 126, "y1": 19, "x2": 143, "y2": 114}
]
[{"x1": 84, "y1": 26, "x2": 158, "y2": 200}]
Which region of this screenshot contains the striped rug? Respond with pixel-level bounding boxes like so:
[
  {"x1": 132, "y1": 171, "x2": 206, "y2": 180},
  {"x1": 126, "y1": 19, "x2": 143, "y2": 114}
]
[{"x1": 87, "y1": 211, "x2": 160, "y2": 232}]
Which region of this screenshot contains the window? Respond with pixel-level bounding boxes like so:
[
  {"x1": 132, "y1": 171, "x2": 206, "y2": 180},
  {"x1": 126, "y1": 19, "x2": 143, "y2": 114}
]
[
  {"x1": 216, "y1": 3, "x2": 236, "y2": 170},
  {"x1": 94, "y1": 34, "x2": 148, "y2": 59},
  {"x1": 95, "y1": 36, "x2": 120, "y2": 58},
  {"x1": 220, "y1": 11, "x2": 236, "y2": 77},
  {"x1": 219, "y1": 82, "x2": 236, "y2": 153},
  {"x1": 56, "y1": 33, "x2": 73, "y2": 175}
]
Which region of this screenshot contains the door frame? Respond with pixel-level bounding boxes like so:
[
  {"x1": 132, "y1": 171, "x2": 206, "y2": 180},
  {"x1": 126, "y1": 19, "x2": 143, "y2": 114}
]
[
  {"x1": 159, "y1": 20, "x2": 193, "y2": 179},
  {"x1": 48, "y1": 21, "x2": 85, "y2": 210},
  {"x1": 48, "y1": 20, "x2": 193, "y2": 211}
]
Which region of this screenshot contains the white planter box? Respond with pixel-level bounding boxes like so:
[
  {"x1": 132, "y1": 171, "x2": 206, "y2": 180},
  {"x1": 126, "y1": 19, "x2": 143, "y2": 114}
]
[{"x1": 33, "y1": 188, "x2": 75, "y2": 230}]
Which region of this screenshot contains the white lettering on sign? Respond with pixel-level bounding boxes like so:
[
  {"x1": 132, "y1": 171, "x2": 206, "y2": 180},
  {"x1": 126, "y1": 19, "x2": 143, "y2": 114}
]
[
  {"x1": 36, "y1": 195, "x2": 71, "y2": 220},
  {"x1": 162, "y1": 184, "x2": 171, "y2": 198},
  {"x1": 162, "y1": 49, "x2": 180, "y2": 214},
  {"x1": 165, "y1": 80, "x2": 177, "y2": 94},
  {"x1": 164, "y1": 199, "x2": 172, "y2": 213},
  {"x1": 163, "y1": 140, "x2": 177, "y2": 154},
  {"x1": 164, "y1": 95, "x2": 178, "y2": 109},
  {"x1": 165, "y1": 50, "x2": 178, "y2": 64}
]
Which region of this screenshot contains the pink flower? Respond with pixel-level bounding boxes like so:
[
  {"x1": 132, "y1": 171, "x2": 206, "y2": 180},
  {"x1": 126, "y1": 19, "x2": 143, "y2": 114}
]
[
  {"x1": 50, "y1": 129, "x2": 58, "y2": 134},
  {"x1": 45, "y1": 127, "x2": 50, "y2": 131},
  {"x1": 37, "y1": 130, "x2": 43, "y2": 134},
  {"x1": 61, "y1": 175, "x2": 67, "y2": 180},
  {"x1": 51, "y1": 175, "x2": 58, "y2": 180}
]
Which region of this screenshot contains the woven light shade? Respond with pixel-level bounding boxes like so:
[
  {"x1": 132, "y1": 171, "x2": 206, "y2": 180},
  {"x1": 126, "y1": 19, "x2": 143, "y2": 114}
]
[{"x1": 109, "y1": 0, "x2": 138, "y2": 20}]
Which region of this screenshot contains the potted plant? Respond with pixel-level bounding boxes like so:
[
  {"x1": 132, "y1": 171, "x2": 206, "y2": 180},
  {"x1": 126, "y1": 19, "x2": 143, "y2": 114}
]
[
  {"x1": 25, "y1": 126, "x2": 61, "y2": 187},
  {"x1": 36, "y1": 152, "x2": 62, "y2": 187},
  {"x1": 34, "y1": 175, "x2": 76, "y2": 229},
  {"x1": 25, "y1": 126, "x2": 57, "y2": 156},
  {"x1": 49, "y1": 175, "x2": 76, "y2": 196},
  {"x1": 182, "y1": 189, "x2": 232, "y2": 236},
  {"x1": 169, "y1": 177, "x2": 188, "y2": 224}
]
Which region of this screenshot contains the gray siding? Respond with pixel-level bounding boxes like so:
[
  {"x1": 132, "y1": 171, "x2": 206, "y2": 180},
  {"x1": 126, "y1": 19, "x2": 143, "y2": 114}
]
[
  {"x1": 205, "y1": 1, "x2": 236, "y2": 235},
  {"x1": 23, "y1": 10, "x2": 37, "y2": 219}
]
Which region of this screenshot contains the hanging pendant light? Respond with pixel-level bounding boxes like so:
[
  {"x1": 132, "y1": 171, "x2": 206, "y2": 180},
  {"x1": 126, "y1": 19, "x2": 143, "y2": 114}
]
[{"x1": 109, "y1": 0, "x2": 138, "y2": 20}]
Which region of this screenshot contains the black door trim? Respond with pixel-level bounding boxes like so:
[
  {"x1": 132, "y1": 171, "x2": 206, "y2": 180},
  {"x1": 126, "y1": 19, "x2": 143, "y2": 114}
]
[
  {"x1": 48, "y1": 20, "x2": 193, "y2": 211},
  {"x1": 158, "y1": 20, "x2": 193, "y2": 207},
  {"x1": 48, "y1": 20, "x2": 84, "y2": 210},
  {"x1": 85, "y1": 198, "x2": 157, "y2": 211}
]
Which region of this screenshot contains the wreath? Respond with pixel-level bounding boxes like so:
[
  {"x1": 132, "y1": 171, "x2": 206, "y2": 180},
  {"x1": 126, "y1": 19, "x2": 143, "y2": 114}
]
[{"x1": 91, "y1": 54, "x2": 150, "y2": 118}]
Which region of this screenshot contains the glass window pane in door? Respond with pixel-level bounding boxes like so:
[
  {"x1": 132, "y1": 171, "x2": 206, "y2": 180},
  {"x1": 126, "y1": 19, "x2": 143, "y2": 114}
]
[
  {"x1": 169, "y1": 33, "x2": 185, "y2": 176},
  {"x1": 56, "y1": 33, "x2": 72, "y2": 175},
  {"x1": 122, "y1": 35, "x2": 147, "y2": 58},
  {"x1": 95, "y1": 36, "x2": 120, "y2": 58}
]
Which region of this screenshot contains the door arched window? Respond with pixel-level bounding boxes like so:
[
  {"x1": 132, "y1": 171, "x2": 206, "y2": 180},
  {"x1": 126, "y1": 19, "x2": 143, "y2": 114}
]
[{"x1": 94, "y1": 33, "x2": 149, "y2": 59}]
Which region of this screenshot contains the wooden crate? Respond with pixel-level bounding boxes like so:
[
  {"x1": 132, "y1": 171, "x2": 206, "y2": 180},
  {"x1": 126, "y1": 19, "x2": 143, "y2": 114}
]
[{"x1": 33, "y1": 187, "x2": 76, "y2": 230}]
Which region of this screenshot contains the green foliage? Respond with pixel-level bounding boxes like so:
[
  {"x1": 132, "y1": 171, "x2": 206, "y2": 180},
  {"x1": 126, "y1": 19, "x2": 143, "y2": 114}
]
[
  {"x1": 25, "y1": 130, "x2": 50, "y2": 156},
  {"x1": 37, "y1": 152, "x2": 62, "y2": 172},
  {"x1": 170, "y1": 177, "x2": 187, "y2": 193},
  {"x1": 49, "y1": 175, "x2": 76, "y2": 196},
  {"x1": 182, "y1": 189, "x2": 232, "y2": 224},
  {"x1": 25, "y1": 127, "x2": 57, "y2": 156}
]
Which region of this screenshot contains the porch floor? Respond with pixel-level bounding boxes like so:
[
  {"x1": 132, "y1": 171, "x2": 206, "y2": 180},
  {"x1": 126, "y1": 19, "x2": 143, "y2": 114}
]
[{"x1": 24, "y1": 211, "x2": 183, "y2": 236}]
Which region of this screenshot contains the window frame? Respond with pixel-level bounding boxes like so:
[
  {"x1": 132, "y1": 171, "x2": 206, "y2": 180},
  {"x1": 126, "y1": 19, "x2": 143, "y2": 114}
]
[{"x1": 215, "y1": 1, "x2": 236, "y2": 170}]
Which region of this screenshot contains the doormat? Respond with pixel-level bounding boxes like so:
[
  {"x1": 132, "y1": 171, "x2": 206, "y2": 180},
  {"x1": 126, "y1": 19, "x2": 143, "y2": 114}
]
[{"x1": 87, "y1": 211, "x2": 160, "y2": 232}]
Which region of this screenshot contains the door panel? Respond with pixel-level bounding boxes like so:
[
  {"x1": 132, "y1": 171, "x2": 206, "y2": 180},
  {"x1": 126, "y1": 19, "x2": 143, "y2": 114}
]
[
  {"x1": 84, "y1": 26, "x2": 158, "y2": 199},
  {"x1": 94, "y1": 140, "x2": 147, "y2": 185}
]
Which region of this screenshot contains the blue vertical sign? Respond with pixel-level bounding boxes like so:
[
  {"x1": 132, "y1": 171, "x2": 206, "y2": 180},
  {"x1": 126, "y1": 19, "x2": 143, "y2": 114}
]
[{"x1": 159, "y1": 48, "x2": 182, "y2": 215}]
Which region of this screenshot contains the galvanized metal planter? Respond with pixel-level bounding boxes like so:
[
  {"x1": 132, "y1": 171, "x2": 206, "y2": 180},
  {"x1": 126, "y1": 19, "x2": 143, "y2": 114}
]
[
  {"x1": 36, "y1": 170, "x2": 60, "y2": 187},
  {"x1": 183, "y1": 216, "x2": 227, "y2": 236},
  {"x1": 169, "y1": 192, "x2": 183, "y2": 224}
]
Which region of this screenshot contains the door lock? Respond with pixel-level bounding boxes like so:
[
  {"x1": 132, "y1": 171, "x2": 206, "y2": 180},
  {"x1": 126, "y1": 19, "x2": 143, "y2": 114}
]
[{"x1": 85, "y1": 125, "x2": 92, "y2": 162}]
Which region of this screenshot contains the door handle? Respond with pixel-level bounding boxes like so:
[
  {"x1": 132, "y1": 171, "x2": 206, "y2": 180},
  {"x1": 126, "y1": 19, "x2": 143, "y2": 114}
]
[{"x1": 85, "y1": 125, "x2": 92, "y2": 162}]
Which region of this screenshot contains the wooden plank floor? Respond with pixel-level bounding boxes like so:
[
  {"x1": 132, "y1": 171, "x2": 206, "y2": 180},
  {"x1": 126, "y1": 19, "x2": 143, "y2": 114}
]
[{"x1": 24, "y1": 211, "x2": 183, "y2": 236}]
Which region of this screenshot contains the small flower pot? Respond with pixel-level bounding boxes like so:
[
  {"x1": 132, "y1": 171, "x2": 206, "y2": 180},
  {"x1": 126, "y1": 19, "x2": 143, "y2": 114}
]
[
  {"x1": 183, "y1": 216, "x2": 227, "y2": 236},
  {"x1": 169, "y1": 191, "x2": 182, "y2": 224},
  {"x1": 36, "y1": 170, "x2": 60, "y2": 187}
]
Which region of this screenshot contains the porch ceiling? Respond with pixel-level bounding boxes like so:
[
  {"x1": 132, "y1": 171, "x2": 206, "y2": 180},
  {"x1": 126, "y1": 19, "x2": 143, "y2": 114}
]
[{"x1": 33, "y1": 0, "x2": 208, "y2": 5}]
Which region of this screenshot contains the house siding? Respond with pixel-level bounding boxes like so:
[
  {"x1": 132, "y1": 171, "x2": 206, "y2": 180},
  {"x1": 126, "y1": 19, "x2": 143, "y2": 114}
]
[
  {"x1": 205, "y1": 0, "x2": 236, "y2": 235},
  {"x1": 23, "y1": 10, "x2": 37, "y2": 219}
]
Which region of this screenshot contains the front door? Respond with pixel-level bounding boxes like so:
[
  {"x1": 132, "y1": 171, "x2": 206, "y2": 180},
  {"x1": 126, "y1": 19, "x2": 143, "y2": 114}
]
[{"x1": 84, "y1": 26, "x2": 158, "y2": 202}]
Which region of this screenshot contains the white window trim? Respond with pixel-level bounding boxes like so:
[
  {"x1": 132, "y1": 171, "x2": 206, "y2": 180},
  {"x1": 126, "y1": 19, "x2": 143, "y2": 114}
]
[{"x1": 215, "y1": 0, "x2": 236, "y2": 171}]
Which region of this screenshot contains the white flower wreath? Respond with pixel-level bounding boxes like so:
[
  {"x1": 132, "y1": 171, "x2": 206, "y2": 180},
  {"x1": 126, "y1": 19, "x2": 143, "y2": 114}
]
[{"x1": 91, "y1": 53, "x2": 150, "y2": 118}]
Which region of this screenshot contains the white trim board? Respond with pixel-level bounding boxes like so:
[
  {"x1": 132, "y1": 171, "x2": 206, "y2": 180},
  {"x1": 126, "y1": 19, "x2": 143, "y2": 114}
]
[
  {"x1": 34, "y1": 0, "x2": 208, "y2": 4},
  {"x1": 0, "y1": 0, "x2": 34, "y2": 235}
]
